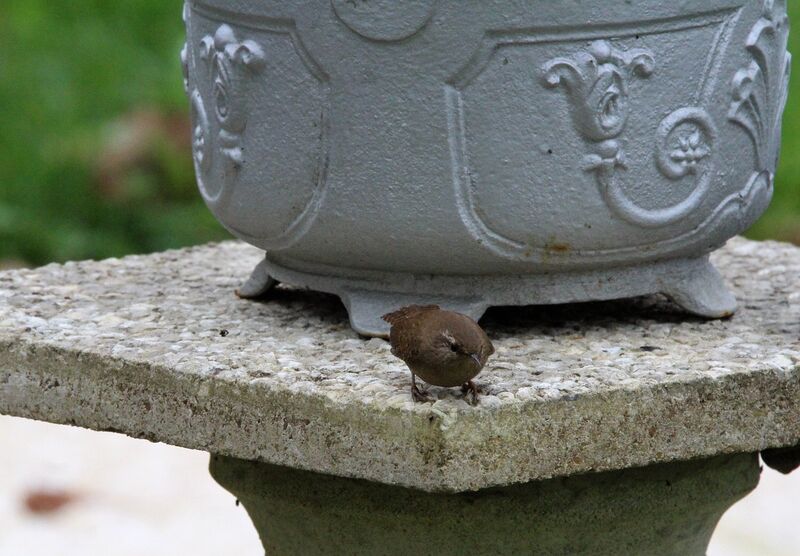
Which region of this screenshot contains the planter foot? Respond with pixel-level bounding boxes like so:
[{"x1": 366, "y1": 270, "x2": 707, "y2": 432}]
[
  {"x1": 340, "y1": 289, "x2": 487, "y2": 338},
  {"x1": 235, "y1": 256, "x2": 278, "y2": 299},
  {"x1": 209, "y1": 453, "x2": 760, "y2": 556},
  {"x1": 661, "y1": 259, "x2": 737, "y2": 319},
  {"x1": 253, "y1": 254, "x2": 737, "y2": 337}
]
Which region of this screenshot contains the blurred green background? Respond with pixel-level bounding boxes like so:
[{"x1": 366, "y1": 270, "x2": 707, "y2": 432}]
[{"x1": 1, "y1": 1, "x2": 798, "y2": 267}]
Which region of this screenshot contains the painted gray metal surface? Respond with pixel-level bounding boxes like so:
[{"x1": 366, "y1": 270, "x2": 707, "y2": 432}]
[{"x1": 183, "y1": 0, "x2": 790, "y2": 335}]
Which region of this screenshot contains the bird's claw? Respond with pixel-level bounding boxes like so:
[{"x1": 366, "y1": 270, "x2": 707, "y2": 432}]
[
  {"x1": 411, "y1": 384, "x2": 431, "y2": 403},
  {"x1": 461, "y1": 381, "x2": 480, "y2": 406}
]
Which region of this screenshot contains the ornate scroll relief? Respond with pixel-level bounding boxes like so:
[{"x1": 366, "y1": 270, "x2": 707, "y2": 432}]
[
  {"x1": 729, "y1": 0, "x2": 791, "y2": 180},
  {"x1": 645, "y1": 107, "x2": 719, "y2": 227},
  {"x1": 190, "y1": 90, "x2": 211, "y2": 177},
  {"x1": 542, "y1": 41, "x2": 704, "y2": 229},
  {"x1": 180, "y1": 4, "x2": 190, "y2": 94},
  {"x1": 331, "y1": 0, "x2": 436, "y2": 42},
  {"x1": 184, "y1": 1, "x2": 332, "y2": 250},
  {"x1": 199, "y1": 25, "x2": 266, "y2": 173},
  {"x1": 181, "y1": 43, "x2": 190, "y2": 93},
  {"x1": 542, "y1": 41, "x2": 654, "y2": 173}
]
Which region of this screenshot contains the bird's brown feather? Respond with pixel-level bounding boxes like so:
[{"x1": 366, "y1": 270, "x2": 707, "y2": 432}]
[
  {"x1": 381, "y1": 304, "x2": 440, "y2": 325},
  {"x1": 385, "y1": 306, "x2": 494, "y2": 390}
]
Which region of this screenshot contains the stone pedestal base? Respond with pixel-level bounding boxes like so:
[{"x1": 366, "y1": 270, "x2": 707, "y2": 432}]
[{"x1": 209, "y1": 453, "x2": 759, "y2": 556}]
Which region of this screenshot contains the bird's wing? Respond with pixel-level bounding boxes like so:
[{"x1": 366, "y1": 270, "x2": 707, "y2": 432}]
[
  {"x1": 387, "y1": 312, "x2": 431, "y2": 363},
  {"x1": 381, "y1": 304, "x2": 440, "y2": 325}
]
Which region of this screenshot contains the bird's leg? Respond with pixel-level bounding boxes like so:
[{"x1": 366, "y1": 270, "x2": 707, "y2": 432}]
[
  {"x1": 411, "y1": 373, "x2": 430, "y2": 402},
  {"x1": 461, "y1": 380, "x2": 479, "y2": 406}
]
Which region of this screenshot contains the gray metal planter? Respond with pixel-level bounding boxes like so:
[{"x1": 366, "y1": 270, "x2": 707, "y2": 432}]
[{"x1": 182, "y1": 0, "x2": 790, "y2": 336}]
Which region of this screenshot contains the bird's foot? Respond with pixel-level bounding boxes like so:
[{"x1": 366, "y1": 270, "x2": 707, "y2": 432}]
[
  {"x1": 411, "y1": 384, "x2": 430, "y2": 403},
  {"x1": 461, "y1": 381, "x2": 479, "y2": 406}
]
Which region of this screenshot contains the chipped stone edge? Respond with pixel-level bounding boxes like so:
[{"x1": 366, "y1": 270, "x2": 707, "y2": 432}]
[{"x1": 1, "y1": 338, "x2": 799, "y2": 492}]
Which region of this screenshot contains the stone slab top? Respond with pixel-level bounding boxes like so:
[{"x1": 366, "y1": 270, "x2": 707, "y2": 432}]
[{"x1": 1, "y1": 237, "x2": 799, "y2": 492}]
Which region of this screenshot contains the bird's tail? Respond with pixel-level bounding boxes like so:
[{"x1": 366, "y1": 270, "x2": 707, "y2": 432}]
[{"x1": 381, "y1": 304, "x2": 440, "y2": 324}]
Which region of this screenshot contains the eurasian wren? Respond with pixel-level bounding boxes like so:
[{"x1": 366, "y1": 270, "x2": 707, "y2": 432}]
[{"x1": 382, "y1": 305, "x2": 494, "y2": 405}]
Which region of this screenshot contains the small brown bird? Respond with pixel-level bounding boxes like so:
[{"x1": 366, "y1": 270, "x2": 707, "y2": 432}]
[{"x1": 382, "y1": 305, "x2": 495, "y2": 404}]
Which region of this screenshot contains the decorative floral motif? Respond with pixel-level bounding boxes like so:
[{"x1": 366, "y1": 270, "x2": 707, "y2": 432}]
[
  {"x1": 728, "y1": 0, "x2": 791, "y2": 176},
  {"x1": 542, "y1": 40, "x2": 654, "y2": 190},
  {"x1": 542, "y1": 40, "x2": 655, "y2": 150},
  {"x1": 671, "y1": 129, "x2": 710, "y2": 172},
  {"x1": 199, "y1": 24, "x2": 266, "y2": 169},
  {"x1": 539, "y1": 40, "x2": 714, "y2": 228},
  {"x1": 543, "y1": 41, "x2": 722, "y2": 228},
  {"x1": 656, "y1": 107, "x2": 717, "y2": 180}
]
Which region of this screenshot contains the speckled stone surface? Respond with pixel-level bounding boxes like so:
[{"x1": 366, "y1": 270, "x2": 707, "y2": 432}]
[{"x1": 1, "y1": 238, "x2": 799, "y2": 492}]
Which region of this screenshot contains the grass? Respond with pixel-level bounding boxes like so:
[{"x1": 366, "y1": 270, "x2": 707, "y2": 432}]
[
  {"x1": 0, "y1": 0, "x2": 227, "y2": 265},
  {"x1": 748, "y1": 2, "x2": 800, "y2": 243},
  {"x1": 1, "y1": 1, "x2": 798, "y2": 265}
]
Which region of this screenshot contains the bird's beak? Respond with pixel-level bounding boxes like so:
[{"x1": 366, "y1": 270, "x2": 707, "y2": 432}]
[{"x1": 470, "y1": 353, "x2": 482, "y2": 367}]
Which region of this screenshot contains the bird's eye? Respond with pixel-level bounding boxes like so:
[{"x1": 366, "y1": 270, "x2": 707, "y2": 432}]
[{"x1": 450, "y1": 343, "x2": 460, "y2": 353}]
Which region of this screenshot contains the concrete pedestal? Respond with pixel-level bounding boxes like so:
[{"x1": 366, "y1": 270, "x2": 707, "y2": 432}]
[
  {"x1": 210, "y1": 453, "x2": 759, "y2": 556},
  {"x1": 1, "y1": 237, "x2": 798, "y2": 551}
]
